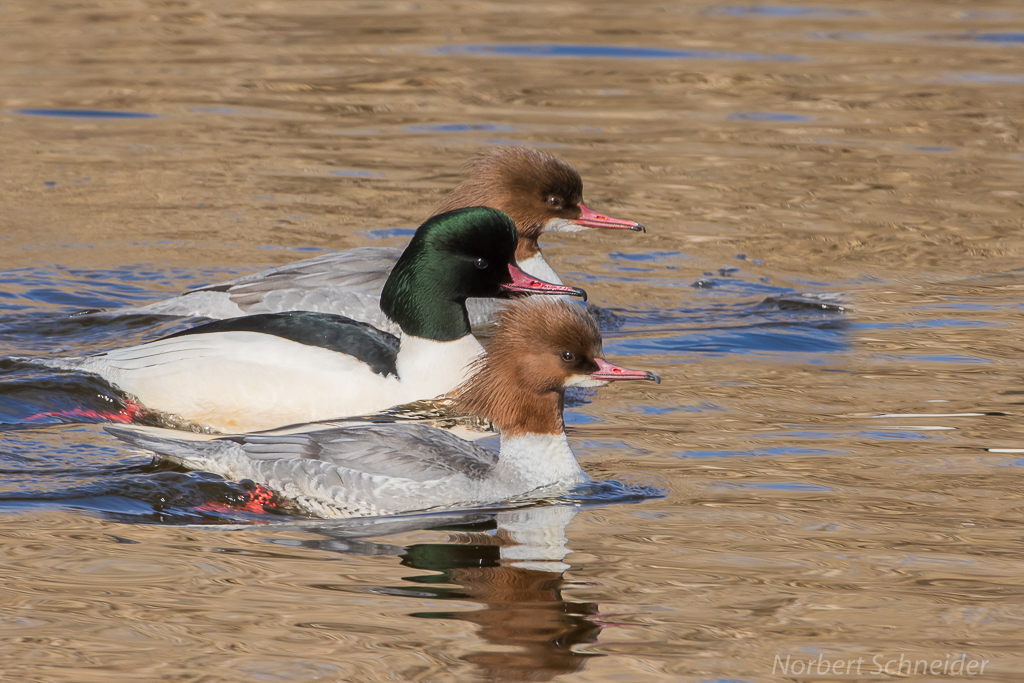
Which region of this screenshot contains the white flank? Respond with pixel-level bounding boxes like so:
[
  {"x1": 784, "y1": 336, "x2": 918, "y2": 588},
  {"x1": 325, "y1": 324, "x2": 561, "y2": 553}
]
[
  {"x1": 72, "y1": 327, "x2": 484, "y2": 433},
  {"x1": 79, "y1": 331, "x2": 408, "y2": 433}
]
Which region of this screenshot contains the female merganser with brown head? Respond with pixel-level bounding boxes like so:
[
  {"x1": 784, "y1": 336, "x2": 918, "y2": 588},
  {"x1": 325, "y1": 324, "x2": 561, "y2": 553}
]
[
  {"x1": 56, "y1": 208, "x2": 584, "y2": 433},
  {"x1": 109, "y1": 298, "x2": 659, "y2": 518},
  {"x1": 116, "y1": 146, "x2": 644, "y2": 331}
]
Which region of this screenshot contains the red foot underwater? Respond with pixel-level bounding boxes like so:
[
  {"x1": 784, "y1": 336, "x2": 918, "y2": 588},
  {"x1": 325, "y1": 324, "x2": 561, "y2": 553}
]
[
  {"x1": 24, "y1": 401, "x2": 145, "y2": 424},
  {"x1": 195, "y1": 484, "x2": 278, "y2": 515}
]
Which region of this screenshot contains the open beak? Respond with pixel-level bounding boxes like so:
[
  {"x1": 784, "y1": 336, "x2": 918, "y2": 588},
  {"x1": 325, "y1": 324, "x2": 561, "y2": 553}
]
[
  {"x1": 502, "y1": 263, "x2": 587, "y2": 301},
  {"x1": 573, "y1": 203, "x2": 646, "y2": 232},
  {"x1": 592, "y1": 357, "x2": 660, "y2": 384}
]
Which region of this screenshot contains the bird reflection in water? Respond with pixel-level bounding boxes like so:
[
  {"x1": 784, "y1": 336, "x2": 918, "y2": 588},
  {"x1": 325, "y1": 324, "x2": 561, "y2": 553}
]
[
  {"x1": 287, "y1": 505, "x2": 601, "y2": 681},
  {"x1": 399, "y1": 506, "x2": 601, "y2": 681}
]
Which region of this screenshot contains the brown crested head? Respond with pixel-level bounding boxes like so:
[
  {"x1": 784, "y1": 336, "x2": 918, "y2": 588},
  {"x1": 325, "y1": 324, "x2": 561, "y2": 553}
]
[
  {"x1": 430, "y1": 146, "x2": 584, "y2": 261},
  {"x1": 455, "y1": 298, "x2": 602, "y2": 436}
]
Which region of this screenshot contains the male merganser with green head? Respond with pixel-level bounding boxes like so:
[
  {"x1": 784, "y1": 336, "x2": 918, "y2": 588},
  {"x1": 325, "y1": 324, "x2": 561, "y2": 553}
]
[
  {"x1": 109, "y1": 298, "x2": 660, "y2": 518},
  {"x1": 111, "y1": 146, "x2": 644, "y2": 331},
  {"x1": 60, "y1": 208, "x2": 585, "y2": 433}
]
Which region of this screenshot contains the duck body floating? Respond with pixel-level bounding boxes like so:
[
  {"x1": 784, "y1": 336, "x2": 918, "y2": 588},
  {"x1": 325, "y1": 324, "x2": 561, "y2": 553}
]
[
  {"x1": 59, "y1": 208, "x2": 585, "y2": 432},
  {"x1": 111, "y1": 299, "x2": 660, "y2": 518}
]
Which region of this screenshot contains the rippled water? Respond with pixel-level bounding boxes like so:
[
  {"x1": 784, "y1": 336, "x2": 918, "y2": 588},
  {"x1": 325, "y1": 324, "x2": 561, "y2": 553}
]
[{"x1": 4, "y1": 0, "x2": 1024, "y2": 680}]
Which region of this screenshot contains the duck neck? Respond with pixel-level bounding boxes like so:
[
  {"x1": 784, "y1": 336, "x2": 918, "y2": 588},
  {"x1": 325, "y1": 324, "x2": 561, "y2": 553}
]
[
  {"x1": 394, "y1": 298, "x2": 472, "y2": 341},
  {"x1": 494, "y1": 431, "x2": 586, "y2": 491},
  {"x1": 395, "y1": 332, "x2": 484, "y2": 394},
  {"x1": 454, "y1": 352, "x2": 584, "y2": 488},
  {"x1": 381, "y1": 261, "x2": 472, "y2": 342},
  {"x1": 514, "y1": 234, "x2": 542, "y2": 263},
  {"x1": 516, "y1": 251, "x2": 562, "y2": 286},
  {"x1": 483, "y1": 388, "x2": 585, "y2": 489}
]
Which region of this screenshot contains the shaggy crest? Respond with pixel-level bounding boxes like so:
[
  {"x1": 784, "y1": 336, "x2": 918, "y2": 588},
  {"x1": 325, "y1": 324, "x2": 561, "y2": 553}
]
[
  {"x1": 455, "y1": 299, "x2": 601, "y2": 436},
  {"x1": 432, "y1": 146, "x2": 584, "y2": 259}
]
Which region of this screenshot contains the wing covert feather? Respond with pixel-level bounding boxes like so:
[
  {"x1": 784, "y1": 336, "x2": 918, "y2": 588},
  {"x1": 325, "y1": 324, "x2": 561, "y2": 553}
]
[{"x1": 234, "y1": 424, "x2": 497, "y2": 482}]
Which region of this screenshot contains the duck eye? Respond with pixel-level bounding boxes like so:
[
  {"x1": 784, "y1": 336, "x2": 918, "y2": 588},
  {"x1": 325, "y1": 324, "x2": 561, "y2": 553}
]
[
  {"x1": 474, "y1": 258, "x2": 488, "y2": 270},
  {"x1": 560, "y1": 350, "x2": 575, "y2": 363},
  {"x1": 547, "y1": 196, "x2": 562, "y2": 209}
]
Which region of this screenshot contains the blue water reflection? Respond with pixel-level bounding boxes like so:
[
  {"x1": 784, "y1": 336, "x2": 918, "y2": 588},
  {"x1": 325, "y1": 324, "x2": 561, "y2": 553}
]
[
  {"x1": 15, "y1": 109, "x2": 158, "y2": 119},
  {"x1": 708, "y1": 6, "x2": 869, "y2": 18},
  {"x1": 362, "y1": 227, "x2": 416, "y2": 240},
  {"x1": 404, "y1": 123, "x2": 516, "y2": 133},
  {"x1": 942, "y1": 73, "x2": 1024, "y2": 85},
  {"x1": 608, "y1": 320, "x2": 847, "y2": 357},
  {"x1": 675, "y1": 447, "x2": 839, "y2": 458},
  {"x1": 429, "y1": 43, "x2": 807, "y2": 62},
  {"x1": 330, "y1": 169, "x2": 384, "y2": 177},
  {"x1": 729, "y1": 112, "x2": 814, "y2": 122},
  {"x1": 974, "y1": 33, "x2": 1024, "y2": 44},
  {"x1": 608, "y1": 251, "x2": 685, "y2": 262},
  {"x1": 719, "y1": 481, "x2": 833, "y2": 492},
  {"x1": 810, "y1": 31, "x2": 1024, "y2": 47}
]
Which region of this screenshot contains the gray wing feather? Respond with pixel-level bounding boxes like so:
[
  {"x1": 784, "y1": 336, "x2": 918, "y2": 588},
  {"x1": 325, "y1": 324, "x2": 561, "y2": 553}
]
[
  {"x1": 196, "y1": 247, "x2": 401, "y2": 330},
  {"x1": 237, "y1": 424, "x2": 497, "y2": 482},
  {"x1": 106, "y1": 427, "x2": 234, "y2": 469},
  {"x1": 91, "y1": 246, "x2": 498, "y2": 330},
  {"x1": 194, "y1": 248, "x2": 400, "y2": 307},
  {"x1": 110, "y1": 423, "x2": 497, "y2": 484}
]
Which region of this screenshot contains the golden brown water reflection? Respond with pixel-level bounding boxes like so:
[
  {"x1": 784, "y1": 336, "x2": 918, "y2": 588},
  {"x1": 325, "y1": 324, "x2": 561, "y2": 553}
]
[{"x1": 4, "y1": 0, "x2": 1024, "y2": 680}]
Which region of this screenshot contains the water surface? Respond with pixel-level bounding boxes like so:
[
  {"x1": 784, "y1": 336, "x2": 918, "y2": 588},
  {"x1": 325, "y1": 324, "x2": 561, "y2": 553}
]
[{"x1": 3, "y1": 0, "x2": 1024, "y2": 680}]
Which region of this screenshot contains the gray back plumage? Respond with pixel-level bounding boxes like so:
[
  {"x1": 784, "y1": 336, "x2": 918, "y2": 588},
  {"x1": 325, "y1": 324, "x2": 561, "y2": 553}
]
[
  {"x1": 194, "y1": 248, "x2": 401, "y2": 311},
  {"x1": 227, "y1": 424, "x2": 497, "y2": 482},
  {"x1": 110, "y1": 423, "x2": 498, "y2": 484}
]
